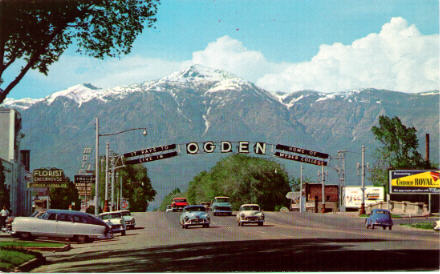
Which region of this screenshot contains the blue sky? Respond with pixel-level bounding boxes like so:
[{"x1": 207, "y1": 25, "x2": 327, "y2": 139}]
[{"x1": 3, "y1": 0, "x2": 439, "y2": 100}]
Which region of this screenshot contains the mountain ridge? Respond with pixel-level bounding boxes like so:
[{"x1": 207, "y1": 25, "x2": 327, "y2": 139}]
[{"x1": 1, "y1": 65, "x2": 438, "y2": 209}]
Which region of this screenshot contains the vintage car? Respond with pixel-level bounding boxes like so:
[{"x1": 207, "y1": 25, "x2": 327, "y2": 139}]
[
  {"x1": 365, "y1": 209, "x2": 393, "y2": 230},
  {"x1": 171, "y1": 197, "x2": 189, "y2": 211},
  {"x1": 179, "y1": 205, "x2": 210, "y2": 229},
  {"x1": 11, "y1": 209, "x2": 112, "y2": 243},
  {"x1": 433, "y1": 220, "x2": 440, "y2": 231},
  {"x1": 116, "y1": 210, "x2": 136, "y2": 229},
  {"x1": 236, "y1": 204, "x2": 264, "y2": 226},
  {"x1": 98, "y1": 211, "x2": 127, "y2": 235},
  {"x1": 165, "y1": 205, "x2": 173, "y2": 213},
  {"x1": 211, "y1": 196, "x2": 232, "y2": 216}
]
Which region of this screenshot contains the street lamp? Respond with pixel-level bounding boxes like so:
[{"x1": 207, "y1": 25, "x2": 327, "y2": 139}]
[{"x1": 95, "y1": 117, "x2": 147, "y2": 215}]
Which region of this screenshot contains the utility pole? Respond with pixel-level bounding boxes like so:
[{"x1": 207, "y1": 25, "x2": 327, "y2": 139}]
[
  {"x1": 320, "y1": 165, "x2": 326, "y2": 213},
  {"x1": 111, "y1": 157, "x2": 115, "y2": 211},
  {"x1": 335, "y1": 151, "x2": 347, "y2": 211},
  {"x1": 299, "y1": 164, "x2": 304, "y2": 213},
  {"x1": 358, "y1": 145, "x2": 367, "y2": 215},
  {"x1": 104, "y1": 142, "x2": 110, "y2": 212},
  {"x1": 95, "y1": 118, "x2": 99, "y2": 216}
]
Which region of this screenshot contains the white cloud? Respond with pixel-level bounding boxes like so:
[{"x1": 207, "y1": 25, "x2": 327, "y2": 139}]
[
  {"x1": 190, "y1": 36, "x2": 280, "y2": 82},
  {"x1": 256, "y1": 17, "x2": 439, "y2": 93},
  {"x1": 26, "y1": 17, "x2": 439, "y2": 94}
]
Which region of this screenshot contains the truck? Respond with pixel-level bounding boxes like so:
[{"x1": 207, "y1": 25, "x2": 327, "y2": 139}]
[{"x1": 171, "y1": 197, "x2": 189, "y2": 212}]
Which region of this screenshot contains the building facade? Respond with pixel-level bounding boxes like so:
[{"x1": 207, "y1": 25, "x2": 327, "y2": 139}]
[{"x1": 0, "y1": 108, "x2": 32, "y2": 216}]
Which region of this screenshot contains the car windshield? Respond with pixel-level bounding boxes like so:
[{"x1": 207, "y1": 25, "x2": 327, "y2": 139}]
[
  {"x1": 241, "y1": 205, "x2": 260, "y2": 211},
  {"x1": 374, "y1": 210, "x2": 390, "y2": 215},
  {"x1": 216, "y1": 198, "x2": 229, "y2": 203},
  {"x1": 101, "y1": 213, "x2": 121, "y2": 220},
  {"x1": 174, "y1": 199, "x2": 186, "y2": 203},
  {"x1": 186, "y1": 207, "x2": 205, "y2": 212}
]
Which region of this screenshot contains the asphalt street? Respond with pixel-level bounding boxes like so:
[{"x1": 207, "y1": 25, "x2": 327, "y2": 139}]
[{"x1": 31, "y1": 211, "x2": 440, "y2": 272}]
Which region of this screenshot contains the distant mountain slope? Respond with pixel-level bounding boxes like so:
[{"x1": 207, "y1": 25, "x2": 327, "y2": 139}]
[{"x1": 3, "y1": 65, "x2": 438, "y2": 209}]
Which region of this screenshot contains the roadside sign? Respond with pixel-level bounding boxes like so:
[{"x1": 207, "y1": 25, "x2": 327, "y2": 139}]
[
  {"x1": 123, "y1": 144, "x2": 177, "y2": 158},
  {"x1": 276, "y1": 144, "x2": 329, "y2": 159},
  {"x1": 28, "y1": 182, "x2": 68, "y2": 188},
  {"x1": 389, "y1": 170, "x2": 440, "y2": 194},
  {"x1": 274, "y1": 151, "x2": 327, "y2": 166},
  {"x1": 125, "y1": 151, "x2": 178, "y2": 165},
  {"x1": 121, "y1": 199, "x2": 129, "y2": 210},
  {"x1": 74, "y1": 175, "x2": 94, "y2": 196},
  {"x1": 32, "y1": 168, "x2": 65, "y2": 182}
]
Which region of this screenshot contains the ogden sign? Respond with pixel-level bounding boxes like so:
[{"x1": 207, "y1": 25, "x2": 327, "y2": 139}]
[
  {"x1": 389, "y1": 170, "x2": 440, "y2": 194},
  {"x1": 185, "y1": 141, "x2": 328, "y2": 166}
]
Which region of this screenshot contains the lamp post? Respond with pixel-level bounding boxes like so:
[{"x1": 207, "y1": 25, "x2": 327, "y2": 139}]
[{"x1": 94, "y1": 117, "x2": 147, "y2": 215}]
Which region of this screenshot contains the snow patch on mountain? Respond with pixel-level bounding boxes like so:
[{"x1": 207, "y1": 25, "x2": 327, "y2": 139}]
[
  {"x1": 2, "y1": 97, "x2": 44, "y2": 110},
  {"x1": 47, "y1": 84, "x2": 102, "y2": 106}
]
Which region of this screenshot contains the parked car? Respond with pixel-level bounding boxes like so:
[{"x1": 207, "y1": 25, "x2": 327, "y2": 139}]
[
  {"x1": 11, "y1": 209, "x2": 112, "y2": 243},
  {"x1": 179, "y1": 205, "x2": 210, "y2": 229},
  {"x1": 236, "y1": 204, "x2": 264, "y2": 226},
  {"x1": 365, "y1": 209, "x2": 393, "y2": 230},
  {"x1": 98, "y1": 211, "x2": 126, "y2": 236},
  {"x1": 165, "y1": 205, "x2": 173, "y2": 213},
  {"x1": 434, "y1": 220, "x2": 440, "y2": 231},
  {"x1": 211, "y1": 196, "x2": 232, "y2": 216},
  {"x1": 116, "y1": 210, "x2": 136, "y2": 229},
  {"x1": 171, "y1": 197, "x2": 189, "y2": 211}
]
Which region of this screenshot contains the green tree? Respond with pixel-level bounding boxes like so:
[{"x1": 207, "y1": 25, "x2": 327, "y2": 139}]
[
  {"x1": 159, "y1": 187, "x2": 183, "y2": 211},
  {"x1": 0, "y1": 0, "x2": 159, "y2": 103},
  {"x1": 118, "y1": 164, "x2": 156, "y2": 212},
  {"x1": 49, "y1": 179, "x2": 81, "y2": 210},
  {"x1": 0, "y1": 161, "x2": 10, "y2": 209},
  {"x1": 187, "y1": 154, "x2": 290, "y2": 211},
  {"x1": 370, "y1": 115, "x2": 431, "y2": 193}
]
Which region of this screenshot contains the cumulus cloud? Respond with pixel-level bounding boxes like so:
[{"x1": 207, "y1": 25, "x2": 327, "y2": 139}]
[
  {"x1": 255, "y1": 17, "x2": 439, "y2": 93},
  {"x1": 191, "y1": 36, "x2": 280, "y2": 82},
  {"x1": 27, "y1": 17, "x2": 438, "y2": 94}
]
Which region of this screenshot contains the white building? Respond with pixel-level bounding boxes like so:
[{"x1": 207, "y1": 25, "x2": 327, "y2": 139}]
[{"x1": 0, "y1": 108, "x2": 32, "y2": 216}]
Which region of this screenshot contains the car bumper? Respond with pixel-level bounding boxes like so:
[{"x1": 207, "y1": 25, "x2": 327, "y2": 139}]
[
  {"x1": 239, "y1": 217, "x2": 264, "y2": 223},
  {"x1": 183, "y1": 219, "x2": 210, "y2": 226}
]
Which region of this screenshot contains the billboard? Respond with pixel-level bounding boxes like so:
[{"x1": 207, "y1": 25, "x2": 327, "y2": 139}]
[
  {"x1": 344, "y1": 186, "x2": 385, "y2": 208},
  {"x1": 389, "y1": 170, "x2": 440, "y2": 194}
]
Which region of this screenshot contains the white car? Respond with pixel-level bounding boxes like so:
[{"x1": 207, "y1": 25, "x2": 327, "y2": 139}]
[
  {"x1": 117, "y1": 210, "x2": 136, "y2": 229},
  {"x1": 98, "y1": 211, "x2": 126, "y2": 236},
  {"x1": 11, "y1": 209, "x2": 112, "y2": 243},
  {"x1": 236, "y1": 204, "x2": 264, "y2": 226},
  {"x1": 434, "y1": 220, "x2": 440, "y2": 231}
]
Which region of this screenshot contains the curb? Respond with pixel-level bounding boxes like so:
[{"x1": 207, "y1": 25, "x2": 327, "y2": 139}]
[
  {"x1": 25, "y1": 242, "x2": 71, "y2": 252},
  {"x1": 14, "y1": 251, "x2": 46, "y2": 272}
]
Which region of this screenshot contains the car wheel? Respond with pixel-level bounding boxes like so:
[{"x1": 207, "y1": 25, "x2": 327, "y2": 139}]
[
  {"x1": 382, "y1": 226, "x2": 386, "y2": 230},
  {"x1": 372, "y1": 225, "x2": 375, "y2": 229},
  {"x1": 19, "y1": 232, "x2": 33, "y2": 240},
  {"x1": 76, "y1": 235, "x2": 88, "y2": 244},
  {"x1": 389, "y1": 226, "x2": 392, "y2": 230},
  {"x1": 121, "y1": 230, "x2": 126, "y2": 236},
  {"x1": 366, "y1": 224, "x2": 370, "y2": 229},
  {"x1": 258, "y1": 222, "x2": 263, "y2": 226},
  {"x1": 237, "y1": 221, "x2": 241, "y2": 226}
]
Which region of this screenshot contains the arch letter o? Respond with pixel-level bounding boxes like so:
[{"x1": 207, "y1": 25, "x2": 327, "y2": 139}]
[{"x1": 186, "y1": 142, "x2": 199, "y2": 154}]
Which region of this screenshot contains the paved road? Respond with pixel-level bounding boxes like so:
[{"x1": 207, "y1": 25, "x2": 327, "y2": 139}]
[{"x1": 32, "y1": 212, "x2": 440, "y2": 272}]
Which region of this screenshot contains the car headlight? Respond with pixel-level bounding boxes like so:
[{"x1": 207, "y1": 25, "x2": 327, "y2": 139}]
[
  {"x1": 240, "y1": 213, "x2": 245, "y2": 218},
  {"x1": 184, "y1": 216, "x2": 189, "y2": 221}
]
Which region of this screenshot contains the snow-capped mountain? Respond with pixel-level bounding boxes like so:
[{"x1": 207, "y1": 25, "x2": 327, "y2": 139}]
[{"x1": 2, "y1": 65, "x2": 438, "y2": 209}]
